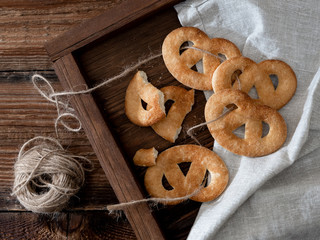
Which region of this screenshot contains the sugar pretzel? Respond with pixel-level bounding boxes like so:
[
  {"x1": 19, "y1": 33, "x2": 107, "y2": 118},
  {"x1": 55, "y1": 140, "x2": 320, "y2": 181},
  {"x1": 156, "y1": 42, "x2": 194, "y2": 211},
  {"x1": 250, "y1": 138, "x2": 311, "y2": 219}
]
[
  {"x1": 144, "y1": 145, "x2": 229, "y2": 204},
  {"x1": 162, "y1": 27, "x2": 241, "y2": 90},
  {"x1": 205, "y1": 89, "x2": 287, "y2": 157},
  {"x1": 212, "y1": 56, "x2": 297, "y2": 109}
]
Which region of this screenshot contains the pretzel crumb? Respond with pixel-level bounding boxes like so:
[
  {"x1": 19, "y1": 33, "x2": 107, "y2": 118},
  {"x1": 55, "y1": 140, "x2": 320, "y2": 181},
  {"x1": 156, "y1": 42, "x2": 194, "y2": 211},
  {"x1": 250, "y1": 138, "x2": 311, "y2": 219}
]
[{"x1": 133, "y1": 147, "x2": 158, "y2": 167}]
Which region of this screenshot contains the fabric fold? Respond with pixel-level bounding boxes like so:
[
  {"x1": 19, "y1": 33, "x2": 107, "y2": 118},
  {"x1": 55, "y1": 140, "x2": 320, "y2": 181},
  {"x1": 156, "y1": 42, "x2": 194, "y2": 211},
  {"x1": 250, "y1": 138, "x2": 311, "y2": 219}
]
[{"x1": 174, "y1": 0, "x2": 320, "y2": 239}]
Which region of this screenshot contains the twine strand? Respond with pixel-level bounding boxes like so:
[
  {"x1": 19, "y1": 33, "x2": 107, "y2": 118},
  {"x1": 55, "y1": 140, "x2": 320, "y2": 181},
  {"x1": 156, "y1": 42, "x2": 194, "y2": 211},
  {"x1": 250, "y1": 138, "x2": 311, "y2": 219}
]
[
  {"x1": 49, "y1": 53, "x2": 162, "y2": 99},
  {"x1": 181, "y1": 46, "x2": 226, "y2": 62},
  {"x1": 32, "y1": 74, "x2": 80, "y2": 136},
  {"x1": 22, "y1": 46, "x2": 237, "y2": 213},
  {"x1": 187, "y1": 69, "x2": 242, "y2": 145},
  {"x1": 187, "y1": 105, "x2": 238, "y2": 145},
  {"x1": 32, "y1": 53, "x2": 162, "y2": 134},
  {"x1": 107, "y1": 180, "x2": 206, "y2": 211},
  {"x1": 32, "y1": 47, "x2": 228, "y2": 134}
]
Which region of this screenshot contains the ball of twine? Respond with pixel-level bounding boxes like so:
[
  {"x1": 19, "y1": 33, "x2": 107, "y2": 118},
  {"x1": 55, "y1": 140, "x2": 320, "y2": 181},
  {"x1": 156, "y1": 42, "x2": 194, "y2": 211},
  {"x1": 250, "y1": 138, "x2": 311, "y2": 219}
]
[{"x1": 11, "y1": 136, "x2": 93, "y2": 214}]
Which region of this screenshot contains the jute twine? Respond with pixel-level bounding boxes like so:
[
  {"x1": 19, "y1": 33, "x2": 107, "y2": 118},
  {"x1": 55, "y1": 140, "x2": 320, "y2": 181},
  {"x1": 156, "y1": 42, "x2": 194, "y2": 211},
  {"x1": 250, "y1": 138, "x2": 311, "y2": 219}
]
[
  {"x1": 11, "y1": 136, "x2": 93, "y2": 213},
  {"x1": 12, "y1": 46, "x2": 235, "y2": 213}
]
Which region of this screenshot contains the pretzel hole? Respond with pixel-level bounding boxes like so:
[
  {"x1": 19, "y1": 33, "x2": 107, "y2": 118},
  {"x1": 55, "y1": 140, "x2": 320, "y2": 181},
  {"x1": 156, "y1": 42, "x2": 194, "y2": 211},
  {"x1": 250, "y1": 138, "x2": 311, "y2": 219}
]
[
  {"x1": 141, "y1": 99, "x2": 148, "y2": 110},
  {"x1": 179, "y1": 41, "x2": 194, "y2": 55},
  {"x1": 269, "y1": 74, "x2": 279, "y2": 89},
  {"x1": 248, "y1": 86, "x2": 259, "y2": 99},
  {"x1": 231, "y1": 70, "x2": 242, "y2": 87},
  {"x1": 218, "y1": 53, "x2": 227, "y2": 63},
  {"x1": 262, "y1": 121, "x2": 270, "y2": 138},
  {"x1": 232, "y1": 124, "x2": 245, "y2": 139},
  {"x1": 178, "y1": 162, "x2": 192, "y2": 176},
  {"x1": 162, "y1": 174, "x2": 174, "y2": 190},
  {"x1": 164, "y1": 99, "x2": 175, "y2": 115},
  {"x1": 202, "y1": 170, "x2": 210, "y2": 187},
  {"x1": 190, "y1": 59, "x2": 204, "y2": 74},
  {"x1": 225, "y1": 103, "x2": 238, "y2": 110}
]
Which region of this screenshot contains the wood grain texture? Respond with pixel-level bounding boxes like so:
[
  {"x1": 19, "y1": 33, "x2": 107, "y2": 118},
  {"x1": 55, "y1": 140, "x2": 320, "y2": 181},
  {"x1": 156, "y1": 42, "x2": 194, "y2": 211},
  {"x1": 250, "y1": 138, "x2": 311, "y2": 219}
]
[
  {"x1": 0, "y1": 211, "x2": 136, "y2": 239},
  {"x1": 0, "y1": 72, "x2": 117, "y2": 211},
  {"x1": 45, "y1": 0, "x2": 181, "y2": 61},
  {"x1": 76, "y1": 8, "x2": 213, "y2": 158},
  {"x1": 55, "y1": 7, "x2": 213, "y2": 240},
  {"x1": 0, "y1": 212, "x2": 67, "y2": 239},
  {"x1": 0, "y1": 0, "x2": 145, "y2": 238},
  {"x1": 0, "y1": 0, "x2": 126, "y2": 70},
  {"x1": 0, "y1": 72, "x2": 135, "y2": 239},
  {"x1": 53, "y1": 54, "x2": 165, "y2": 240},
  {"x1": 67, "y1": 211, "x2": 136, "y2": 240},
  {"x1": 0, "y1": 1, "x2": 215, "y2": 239}
]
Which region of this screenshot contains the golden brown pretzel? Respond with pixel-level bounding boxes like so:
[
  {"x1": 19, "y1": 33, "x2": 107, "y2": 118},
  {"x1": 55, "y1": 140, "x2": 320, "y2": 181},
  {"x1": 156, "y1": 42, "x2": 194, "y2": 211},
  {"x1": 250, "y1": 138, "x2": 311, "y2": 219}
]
[
  {"x1": 162, "y1": 27, "x2": 241, "y2": 90},
  {"x1": 212, "y1": 56, "x2": 297, "y2": 109},
  {"x1": 205, "y1": 89, "x2": 287, "y2": 157},
  {"x1": 148, "y1": 86, "x2": 194, "y2": 142},
  {"x1": 125, "y1": 71, "x2": 165, "y2": 126},
  {"x1": 144, "y1": 145, "x2": 229, "y2": 204}
]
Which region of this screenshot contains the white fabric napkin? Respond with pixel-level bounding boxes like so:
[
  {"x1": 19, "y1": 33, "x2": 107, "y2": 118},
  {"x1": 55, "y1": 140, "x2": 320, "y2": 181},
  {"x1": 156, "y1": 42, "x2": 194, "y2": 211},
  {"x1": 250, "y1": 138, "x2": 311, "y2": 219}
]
[{"x1": 174, "y1": 1, "x2": 320, "y2": 239}]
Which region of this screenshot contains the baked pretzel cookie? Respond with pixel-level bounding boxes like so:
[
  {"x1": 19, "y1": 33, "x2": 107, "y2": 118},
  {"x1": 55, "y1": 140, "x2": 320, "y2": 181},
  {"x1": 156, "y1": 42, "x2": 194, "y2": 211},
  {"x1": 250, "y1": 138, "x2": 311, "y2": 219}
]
[
  {"x1": 125, "y1": 71, "x2": 165, "y2": 126},
  {"x1": 212, "y1": 56, "x2": 297, "y2": 109},
  {"x1": 205, "y1": 89, "x2": 287, "y2": 157},
  {"x1": 148, "y1": 86, "x2": 194, "y2": 143},
  {"x1": 144, "y1": 145, "x2": 229, "y2": 204},
  {"x1": 162, "y1": 27, "x2": 241, "y2": 90}
]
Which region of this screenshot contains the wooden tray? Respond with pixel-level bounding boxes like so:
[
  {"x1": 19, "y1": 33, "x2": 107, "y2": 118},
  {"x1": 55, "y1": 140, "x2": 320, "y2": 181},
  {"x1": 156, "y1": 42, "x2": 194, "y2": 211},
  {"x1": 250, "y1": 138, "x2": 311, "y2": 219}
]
[{"x1": 45, "y1": 1, "x2": 213, "y2": 239}]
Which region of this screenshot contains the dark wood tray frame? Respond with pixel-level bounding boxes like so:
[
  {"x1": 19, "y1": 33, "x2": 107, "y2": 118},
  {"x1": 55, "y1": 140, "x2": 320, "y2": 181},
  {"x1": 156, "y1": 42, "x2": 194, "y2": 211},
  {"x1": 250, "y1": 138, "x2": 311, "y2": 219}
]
[{"x1": 45, "y1": 1, "x2": 213, "y2": 239}]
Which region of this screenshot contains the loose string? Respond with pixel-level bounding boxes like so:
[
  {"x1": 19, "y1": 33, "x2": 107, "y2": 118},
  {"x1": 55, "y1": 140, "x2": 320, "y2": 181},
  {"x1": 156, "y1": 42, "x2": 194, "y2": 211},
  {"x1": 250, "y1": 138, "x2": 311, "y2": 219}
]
[
  {"x1": 32, "y1": 46, "x2": 235, "y2": 135},
  {"x1": 50, "y1": 53, "x2": 162, "y2": 99},
  {"x1": 29, "y1": 47, "x2": 239, "y2": 212},
  {"x1": 107, "y1": 184, "x2": 226, "y2": 214},
  {"x1": 107, "y1": 177, "x2": 208, "y2": 212},
  {"x1": 187, "y1": 104, "x2": 238, "y2": 145},
  {"x1": 32, "y1": 53, "x2": 162, "y2": 135},
  {"x1": 186, "y1": 68, "x2": 242, "y2": 146},
  {"x1": 32, "y1": 74, "x2": 81, "y2": 136},
  {"x1": 107, "y1": 188, "x2": 200, "y2": 211},
  {"x1": 181, "y1": 46, "x2": 226, "y2": 62},
  {"x1": 36, "y1": 46, "x2": 222, "y2": 101}
]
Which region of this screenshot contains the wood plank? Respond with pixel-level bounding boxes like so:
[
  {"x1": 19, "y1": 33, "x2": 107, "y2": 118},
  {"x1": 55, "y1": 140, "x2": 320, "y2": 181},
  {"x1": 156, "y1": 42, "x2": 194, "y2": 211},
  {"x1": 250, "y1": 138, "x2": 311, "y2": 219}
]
[
  {"x1": 0, "y1": 72, "x2": 117, "y2": 212},
  {"x1": 53, "y1": 54, "x2": 165, "y2": 240},
  {"x1": 45, "y1": 0, "x2": 181, "y2": 61},
  {"x1": 0, "y1": 0, "x2": 127, "y2": 70},
  {"x1": 0, "y1": 212, "x2": 67, "y2": 239},
  {"x1": 67, "y1": 211, "x2": 136, "y2": 239},
  {"x1": 0, "y1": 72, "x2": 135, "y2": 238},
  {"x1": 75, "y1": 8, "x2": 213, "y2": 161},
  {"x1": 49, "y1": 7, "x2": 213, "y2": 239},
  {"x1": 0, "y1": 211, "x2": 136, "y2": 240},
  {"x1": 1, "y1": 1, "x2": 210, "y2": 239}
]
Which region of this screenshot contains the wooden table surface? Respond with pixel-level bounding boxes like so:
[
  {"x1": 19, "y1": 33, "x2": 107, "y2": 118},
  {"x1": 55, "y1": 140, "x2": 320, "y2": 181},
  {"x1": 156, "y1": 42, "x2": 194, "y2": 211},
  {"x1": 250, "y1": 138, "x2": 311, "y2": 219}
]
[{"x1": 0, "y1": 1, "x2": 144, "y2": 239}]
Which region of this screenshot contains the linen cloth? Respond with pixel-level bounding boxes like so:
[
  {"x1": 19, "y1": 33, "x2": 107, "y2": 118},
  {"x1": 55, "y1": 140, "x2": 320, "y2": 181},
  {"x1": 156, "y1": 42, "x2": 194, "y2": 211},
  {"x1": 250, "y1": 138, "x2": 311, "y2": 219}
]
[{"x1": 174, "y1": 1, "x2": 320, "y2": 239}]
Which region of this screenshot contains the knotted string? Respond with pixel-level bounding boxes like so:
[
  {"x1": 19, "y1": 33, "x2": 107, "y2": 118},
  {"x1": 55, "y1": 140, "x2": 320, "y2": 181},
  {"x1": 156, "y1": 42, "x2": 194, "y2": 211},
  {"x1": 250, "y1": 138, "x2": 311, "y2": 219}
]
[
  {"x1": 32, "y1": 53, "x2": 163, "y2": 135},
  {"x1": 32, "y1": 46, "x2": 236, "y2": 135},
  {"x1": 107, "y1": 183, "x2": 204, "y2": 212},
  {"x1": 28, "y1": 46, "x2": 238, "y2": 212},
  {"x1": 181, "y1": 46, "x2": 226, "y2": 62},
  {"x1": 186, "y1": 104, "x2": 238, "y2": 145},
  {"x1": 12, "y1": 136, "x2": 93, "y2": 213}
]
